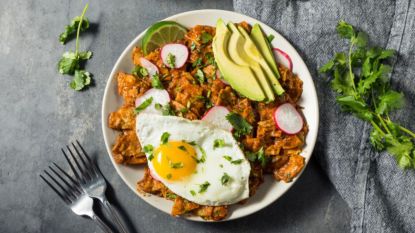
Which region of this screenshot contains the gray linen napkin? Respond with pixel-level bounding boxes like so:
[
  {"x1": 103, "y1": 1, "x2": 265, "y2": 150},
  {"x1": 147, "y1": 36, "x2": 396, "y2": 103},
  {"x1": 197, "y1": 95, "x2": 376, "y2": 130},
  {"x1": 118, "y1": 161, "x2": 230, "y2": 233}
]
[{"x1": 233, "y1": 0, "x2": 415, "y2": 232}]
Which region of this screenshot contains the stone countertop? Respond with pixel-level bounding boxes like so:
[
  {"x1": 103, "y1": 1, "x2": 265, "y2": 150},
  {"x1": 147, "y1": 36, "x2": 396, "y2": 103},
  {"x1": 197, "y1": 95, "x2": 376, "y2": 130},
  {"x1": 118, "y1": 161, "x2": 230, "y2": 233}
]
[{"x1": 0, "y1": 0, "x2": 351, "y2": 232}]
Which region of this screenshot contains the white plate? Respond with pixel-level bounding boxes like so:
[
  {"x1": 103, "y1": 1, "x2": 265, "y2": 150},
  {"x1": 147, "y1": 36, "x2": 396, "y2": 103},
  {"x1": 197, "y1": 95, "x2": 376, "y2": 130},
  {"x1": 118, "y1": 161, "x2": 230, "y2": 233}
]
[{"x1": 102, "y1": 9, "x2": 319, "y2": 221}]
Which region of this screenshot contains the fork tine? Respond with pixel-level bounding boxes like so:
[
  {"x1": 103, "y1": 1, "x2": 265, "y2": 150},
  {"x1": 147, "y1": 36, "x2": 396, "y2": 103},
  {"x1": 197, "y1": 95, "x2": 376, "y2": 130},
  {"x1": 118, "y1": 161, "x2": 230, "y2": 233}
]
[
  {"x1": 40, "y1": 174, "x2": 69, "y2": 204},
  {"x1": 75, "y1": 140, "x2": 100, "y2": 177},
  {"x1": 66, "y1": 145, "x2": 90, "y2": 182},
  {"x1": 51, "y1": 163, "x2": 82, "y2": 195},
  {"x1": 71, "y1": 142, "x2": 94, "y2": 178},
  {"x1": 62, "y1": 148, "x2": 82, "y2": 181},
  {"x1": 44, "y1": 169, "x2": 75, "y2": 202}
]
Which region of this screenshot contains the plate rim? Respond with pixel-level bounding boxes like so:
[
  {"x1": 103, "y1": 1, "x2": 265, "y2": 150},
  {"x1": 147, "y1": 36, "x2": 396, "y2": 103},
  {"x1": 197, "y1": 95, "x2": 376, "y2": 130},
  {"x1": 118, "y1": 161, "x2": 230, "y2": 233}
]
[{"x1": 101, "y1": 9, "x2": 319, "y2": 222}]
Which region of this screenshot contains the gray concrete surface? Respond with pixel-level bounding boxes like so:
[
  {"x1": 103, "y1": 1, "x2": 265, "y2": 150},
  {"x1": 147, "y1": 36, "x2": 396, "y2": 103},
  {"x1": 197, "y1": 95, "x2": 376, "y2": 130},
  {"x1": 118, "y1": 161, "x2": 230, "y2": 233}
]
[{"x1": 0, "y1": 0, "x2": 351, "y2": 232}]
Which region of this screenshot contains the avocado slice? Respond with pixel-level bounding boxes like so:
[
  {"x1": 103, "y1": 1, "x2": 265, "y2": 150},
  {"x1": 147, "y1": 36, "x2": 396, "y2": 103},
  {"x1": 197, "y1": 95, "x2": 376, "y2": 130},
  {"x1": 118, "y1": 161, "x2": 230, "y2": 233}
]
[
  {"x1": 251, "y1": 24, "x2": 280, "y2": 79},
  {"x1": 227, "y1": 23, "x2": 275, "y2": 101},
  {"x1": 213, "y1": 19, "x2": 266, "y2": 101},
  {"x1": 238, "y1": 26, "x2": 285, "y2": 95}
]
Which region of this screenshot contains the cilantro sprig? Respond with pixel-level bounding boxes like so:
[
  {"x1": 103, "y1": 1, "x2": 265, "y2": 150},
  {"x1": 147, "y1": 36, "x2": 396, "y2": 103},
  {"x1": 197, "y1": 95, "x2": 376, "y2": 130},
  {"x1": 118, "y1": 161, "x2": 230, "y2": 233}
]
[
  {"x1": 58, "y1": 3, "x2": 93, "y2": 91},
  {"x1": 320, "y1": 20, "x2": 415, "y2": 169}
]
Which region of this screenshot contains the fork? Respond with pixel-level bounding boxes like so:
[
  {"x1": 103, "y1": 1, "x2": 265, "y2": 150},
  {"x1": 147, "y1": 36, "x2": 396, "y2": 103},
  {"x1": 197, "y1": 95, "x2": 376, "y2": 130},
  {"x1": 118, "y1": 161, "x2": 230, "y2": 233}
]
[
  {"x1": 40, "y1": 163, "x2": 114, "y2": 233},
  {"x1": 62, "y1": 141, "x2": 129, "y2": 233}
]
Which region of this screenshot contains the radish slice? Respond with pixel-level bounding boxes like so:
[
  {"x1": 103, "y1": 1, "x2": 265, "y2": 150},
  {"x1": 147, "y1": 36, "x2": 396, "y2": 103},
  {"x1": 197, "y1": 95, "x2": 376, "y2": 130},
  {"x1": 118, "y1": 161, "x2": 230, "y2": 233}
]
[
  {"x1": 216, "y1": 69, "x2": 229, "y2": 85},
  {"x1": 135, "y1": 88, "x2": 170, "y2": 114},
  {"x1": 139, "y1": 57, "x2": 159, "y2": 76},
  {"x1": 273, "y1": 103, "x2": 303, "y2": 134},
  {"x1": 201, "y1": 106, "x2": 233, "y2": 131},
  {"x1": 273, "y1": 48, "x2": 293, "y2": 71},
  {"x1": 161, "y1": 43, "x2": 189, "y2": 68}
]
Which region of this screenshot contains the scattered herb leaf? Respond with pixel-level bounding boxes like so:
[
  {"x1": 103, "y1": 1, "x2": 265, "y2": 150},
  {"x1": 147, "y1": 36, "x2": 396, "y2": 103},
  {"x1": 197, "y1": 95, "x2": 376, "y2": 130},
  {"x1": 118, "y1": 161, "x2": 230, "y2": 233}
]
[
  {"x1": 226, "y1": 113, "x2": 253, "y2": 138},
  {"x1": 160, "y1": 132, "x2": 170, "y2": 144},
  {"x1": 221, "y1": 173, "x2": 231, "y2": 185},
  {"x1": 134, "y1": 97, "x2": 153, "y2": 114},
  {"x1": 198, "y1": 181, "x2": 210, "y2": 193}
]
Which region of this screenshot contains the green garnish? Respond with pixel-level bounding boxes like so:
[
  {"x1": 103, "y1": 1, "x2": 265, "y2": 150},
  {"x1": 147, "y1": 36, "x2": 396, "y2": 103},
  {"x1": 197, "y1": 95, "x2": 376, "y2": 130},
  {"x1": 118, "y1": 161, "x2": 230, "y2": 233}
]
[
  {"x1": 267, "y1": 34, "x2": 275, "y2": 43},
  {"x1": 167, "y1": 53, "x2": 176, "y2": 68},
  {"x1": 188, "y1": 141, "x2": 197, "y2": 146},
  {"x1": 178, "y1": 145, "x2": 187, "y2": 151},
  {"x1": 219, "y1": 164, "x2": 223, "y2": 168},
  {"x1": 155, "y1": 103, "x2": 174, "y2": 116},
  {"x1": 57, "y1": 4, "x2": 93, "y2": 91},
  {"x1": 190, "y1": 42, "x2": 197, "y2": 51},
  {"x1": 190, "y1": 190, "x2": 196, "y2": 196},
  {"x1": 169, "y1": 161, "x2": 184, "y2": 169},
  {"x1": 143, "y1": 144, "x2": 154, "y2": 160},
  {"x1": 221, "y1": 173, "x2": 231, "y2": 185},
  {"x1": 192, "y1": 58, "x2": 203, "y2": 68},
  {"x1": 231, "y1": 159, "x2": 243, "y2": 165},
  {"x1": 160, "y1": 132, "x2": 170, "y2": 144},
  {"x1": 226, "y1": 113, "x2": 253, "y2": 138},
  {"x1": 198, "y1": 181, "x2": 210, "y2": 193},
  {"x1": 166, "y1": 193, "x2": 177, "y2": 199},
  {"x1": 70, "y1": 70, "x2": 92, "y2": 91},
  {"x1": 196, "y1": 145, "x2": 206, "y2": 163},
  {"x1": 206, "y1": 52, "x2": 215, "y2": 66},
  {"x1": 195, "y1": 69, "x2": 205, "y2": 84},
  {"x1": 320, "y1": 20, "x2": 415, "y2": 169},
  {"x1": 166, "y1": 174, "x2": 172, "y2": 179},
  {"x1": 134, "y1": 97, "x2": 153, "y2": 114},
  {"x1": 223, "y1": 155, "x2": 243, "y2": 165},
  {"x1": 246, "y1": 147, "x2": 268, "y2": 167},
  {"x1": 213, "y1": 139, "x2": 226, "y2": 149},
  {"x1": 132, "y1": 66, "x2": 148, "y2": 77},
  {"x1": 200, "y1": 32, "x2": 213, "y2": 44},
  {"x1": 151, "y1": 74, "x2": 164, "y2": 89},
  {"x1": 59, "y1": 16, "x2": 89, "y2": 44}
]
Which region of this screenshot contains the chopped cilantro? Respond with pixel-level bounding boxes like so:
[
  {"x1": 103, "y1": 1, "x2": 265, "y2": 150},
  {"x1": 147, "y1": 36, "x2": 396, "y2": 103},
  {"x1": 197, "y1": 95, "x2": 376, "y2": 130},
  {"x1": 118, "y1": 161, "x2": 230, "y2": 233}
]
[
  {"x1": 205, "y1": 52, "x2": 215, "y2": 65},
  {"x1": 178, "y1": 145, "x2": 187, "y2": 151},
  {"x1": 166, "y1": 193, "x2": 177, "y2": 199},
  {"x1": 192, "y1": 57, "x2": 202, "y2": 68},
  {"x1": 198, "y1": 181, "x2": 210, "y2": 193},
  {"x1": 134, "y1": 97, "x2": 153, "y2": 114},
  {"x1": 151, "y1": 74, "x2": 164, "y2": 89},
  {"x1": 190, "y1": 42, "x2": 197, "y2": 51},
  {"x1": 223, "y1": 155, "x2": 232, "y2": 161},
  {"x1": 226, "y1": 113, "x2": 253, "y2": 138},
  {"x1": 195, "y1": 69, "x2": 205, "y2": 84},
  {"x1": 169, "y1": 161, "x2": 184, "y2": 169},
  {"x1": 143, "y1": 144, "x2": 153, "y2": 154},
  {"x1": 160, "y1": 132, "x2": 170, "y2": 144},
  {"x1": 231, "y1": 159, "x2": 243, "y2": 165},
  {"x1": 166, "y1": 174, "x2": 172, "y2": 179},
  {"x1": 131, "y1": 66, "x2": 148, "y2": 77},
  {"x1": 267, "y1": 34, "x2": 275, "y2": 43},
  {"x1": 190, "y1": 190, "x2": 196, "y2": 196},
  {"x1": 200, "y1": 32, "x2": 213, "y2": 44},
  {"x1": 167, "y1": 53, "x2": 176, "y2": 68},
  {"x1": 221, "y1": 173, "x2": 231, "y2": 185},
  {"x1": 196, "y1": 145, "x2": 206, "y2": 163},
  {"x1": 213, "y1": 139, "x2": 226, "y2": 149},
  {"x1": 59, "y1": 16, "x2": 89, "y2": 44}
]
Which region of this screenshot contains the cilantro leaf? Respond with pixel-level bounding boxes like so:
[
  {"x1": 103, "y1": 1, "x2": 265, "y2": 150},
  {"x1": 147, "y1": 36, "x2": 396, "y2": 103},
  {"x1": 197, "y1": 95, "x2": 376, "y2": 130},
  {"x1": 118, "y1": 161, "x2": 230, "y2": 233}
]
[
  {"x1": 167, "y1": 53, "x2": 176, "y2": 68},
  {"x1": 226, "y1": 112, "x2": 253, "y2": 137},
  {"x1": 59, "y1": 16, "x2": 89, "y2": 44},
  {"x1": 69, "y1": 70, "x2": 91, "y2": 91},
  {"x1": 169, "y1": 161, "x2": 184, "y2": 169},
  {"x1": 336, "y1": 20, "x2": 355, "y2": 39},
  {"x1": 213, "y1": 139, "x2": 225, "y2": 149},
  {"x1": 195, "y1": 69, "x2": 205, "y2": 84},
  {"x1": 198, "y1": 181, "x2": 210, "y2": 193},
  {"x1": 221, "y1": 173, "x2": 231, "y2": 185},
  {"x1": 267, "y1": 34, "x2": 275, "y2": 43},
  {"x1": 200, "y1": 32, "x2": 212, "y2": 44},
  {"x1": 134, "y1": 97, "x2": 153, "y2": 114},
  {"x1": 336, "y1": 95, "x2": 373, "y2": 121},
  {"x1": 160, "y1": 132, "x2": 170, "y2": 144},
  {"x1": 376, "y1": 90, "x2": 404, "y2": 115},
  {"x1": 151, "y1": 74, "x2": 164, "y2": 89},
  {"x1": 132, "y1": 66, "x2": 148, "y2": 77}
]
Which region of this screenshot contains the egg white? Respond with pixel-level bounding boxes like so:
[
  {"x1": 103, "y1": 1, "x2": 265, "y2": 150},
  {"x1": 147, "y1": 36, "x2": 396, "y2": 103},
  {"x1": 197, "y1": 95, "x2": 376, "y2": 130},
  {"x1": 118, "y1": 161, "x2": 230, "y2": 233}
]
[{"x1": 136, "y1": 113, "x2": 250, "y2": 206}]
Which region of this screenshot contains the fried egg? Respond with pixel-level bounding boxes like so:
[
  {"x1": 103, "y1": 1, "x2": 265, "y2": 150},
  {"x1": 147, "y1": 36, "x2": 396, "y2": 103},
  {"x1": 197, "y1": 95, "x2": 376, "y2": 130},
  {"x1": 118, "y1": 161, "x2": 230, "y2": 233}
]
[{"x1": 136, "y1": 113, "x2": 250, "y2": 206}]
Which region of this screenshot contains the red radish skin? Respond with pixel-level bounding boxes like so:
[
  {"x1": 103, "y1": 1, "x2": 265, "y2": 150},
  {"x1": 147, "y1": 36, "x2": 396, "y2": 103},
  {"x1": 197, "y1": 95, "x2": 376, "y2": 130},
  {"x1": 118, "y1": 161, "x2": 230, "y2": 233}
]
[
  {"x1": 201, "y1": 106, "x2": 233, "y2": 131},
  {"x1": 273, "y1": 48, "x2": 293, "y2": 71},
  {"x1": 139, "y1": 57, "x2": 159, "y2": 76},
  {"x1": 160, "y1": 43, "x2": 189, "y2": 68},
  {"x1": 135, "y1": 88, "x2": 171, "y2": 114},
  {"x1": 273, "y1": 103, "x2": 303, "y2": 134}
]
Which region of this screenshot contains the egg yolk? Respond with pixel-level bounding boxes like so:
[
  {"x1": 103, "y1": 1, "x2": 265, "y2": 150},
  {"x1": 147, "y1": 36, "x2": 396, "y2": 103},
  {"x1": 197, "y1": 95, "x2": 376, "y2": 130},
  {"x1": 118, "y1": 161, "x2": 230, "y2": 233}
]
[{"x1": 152, "y1": 141, "x2": 197, "y2": 181}]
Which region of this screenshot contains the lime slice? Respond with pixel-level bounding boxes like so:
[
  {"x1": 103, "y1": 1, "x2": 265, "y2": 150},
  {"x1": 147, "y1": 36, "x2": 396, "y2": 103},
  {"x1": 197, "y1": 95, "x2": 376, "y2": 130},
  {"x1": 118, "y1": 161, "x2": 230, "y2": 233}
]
[{"x1": 141, "y1": 21, "x2": 188, "y2": 55}]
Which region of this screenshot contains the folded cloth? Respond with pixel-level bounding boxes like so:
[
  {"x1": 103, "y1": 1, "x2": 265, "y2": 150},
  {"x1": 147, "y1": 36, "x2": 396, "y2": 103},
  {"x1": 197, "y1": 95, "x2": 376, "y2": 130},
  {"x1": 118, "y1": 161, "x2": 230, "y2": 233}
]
[{"x1": 233, "y1": 0, "x2": 415, "y2": 232}]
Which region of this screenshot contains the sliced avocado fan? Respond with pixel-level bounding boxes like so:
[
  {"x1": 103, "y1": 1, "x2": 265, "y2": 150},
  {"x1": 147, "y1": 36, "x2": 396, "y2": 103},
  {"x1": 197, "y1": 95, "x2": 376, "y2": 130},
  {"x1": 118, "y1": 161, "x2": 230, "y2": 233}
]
[{"x1": 213, "y1": 19, "x2": 267, "y2": 101}]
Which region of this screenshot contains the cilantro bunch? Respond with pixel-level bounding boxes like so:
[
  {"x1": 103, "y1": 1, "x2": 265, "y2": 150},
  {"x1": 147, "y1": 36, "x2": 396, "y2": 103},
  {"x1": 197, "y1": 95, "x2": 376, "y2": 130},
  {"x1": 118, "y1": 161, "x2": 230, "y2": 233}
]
[
  {"x1": 320, "y1": 20, "x2": 415, "y2": 169},
  {"x1": 57, "y1": 3, "x2": 93, "y2": 91}
]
